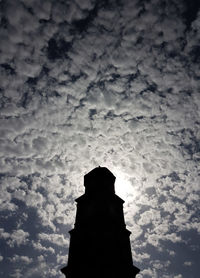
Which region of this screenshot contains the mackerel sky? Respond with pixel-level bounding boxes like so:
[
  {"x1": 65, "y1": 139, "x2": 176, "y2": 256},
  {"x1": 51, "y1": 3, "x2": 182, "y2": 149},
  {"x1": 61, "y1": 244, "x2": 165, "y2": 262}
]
[{"x1": 0, "y1": 0, "x2": 200, "y2": 277}]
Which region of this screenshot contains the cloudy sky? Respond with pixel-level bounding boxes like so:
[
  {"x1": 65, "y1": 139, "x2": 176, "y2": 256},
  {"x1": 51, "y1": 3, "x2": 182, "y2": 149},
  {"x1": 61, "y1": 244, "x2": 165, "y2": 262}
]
[{"x1": 0, "y1": 0, "x2": 200, "y2": 277}]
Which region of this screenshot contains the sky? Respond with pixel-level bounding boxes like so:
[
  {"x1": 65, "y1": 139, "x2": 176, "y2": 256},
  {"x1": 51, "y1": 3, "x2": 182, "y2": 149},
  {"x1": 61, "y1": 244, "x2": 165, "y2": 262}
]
[{"x1": 0, "y1": 0, "x2": 200, "y2": 277}]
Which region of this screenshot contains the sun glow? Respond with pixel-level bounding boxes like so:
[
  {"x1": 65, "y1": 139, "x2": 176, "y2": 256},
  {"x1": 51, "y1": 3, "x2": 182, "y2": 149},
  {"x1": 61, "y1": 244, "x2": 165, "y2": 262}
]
[{"x1": 114, "y1": 171, "x2": 135, "y2": 200}]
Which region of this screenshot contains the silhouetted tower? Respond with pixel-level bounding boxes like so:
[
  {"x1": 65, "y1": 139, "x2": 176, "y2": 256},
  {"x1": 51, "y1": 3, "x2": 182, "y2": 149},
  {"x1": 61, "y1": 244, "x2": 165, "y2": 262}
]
[{"x1": 61, "y1": 167, "x2": 140, "y2": 278}]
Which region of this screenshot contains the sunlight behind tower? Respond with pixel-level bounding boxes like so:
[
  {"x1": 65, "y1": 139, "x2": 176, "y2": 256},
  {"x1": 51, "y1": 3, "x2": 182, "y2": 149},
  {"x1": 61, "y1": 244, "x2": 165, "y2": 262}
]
[{"x1": 114, "y1": 170, "x2": 136, "y2": 200}]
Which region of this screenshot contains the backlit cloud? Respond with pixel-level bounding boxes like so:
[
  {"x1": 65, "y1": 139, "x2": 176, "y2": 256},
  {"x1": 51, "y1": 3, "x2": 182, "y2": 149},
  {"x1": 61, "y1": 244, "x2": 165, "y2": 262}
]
[{"x1": 0, "y1": 0, "x2": 199, "y2": 277}]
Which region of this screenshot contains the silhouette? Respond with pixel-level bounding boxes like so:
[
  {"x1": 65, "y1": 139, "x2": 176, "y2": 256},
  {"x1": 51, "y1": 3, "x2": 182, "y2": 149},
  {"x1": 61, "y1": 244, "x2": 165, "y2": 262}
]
[{"x1": 61, "y1": 167, "x2": 140, "y2": 278}]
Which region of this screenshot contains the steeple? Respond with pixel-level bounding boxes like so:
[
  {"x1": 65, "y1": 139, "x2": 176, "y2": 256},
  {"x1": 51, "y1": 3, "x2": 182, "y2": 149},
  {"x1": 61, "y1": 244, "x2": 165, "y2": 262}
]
[{"x1": 61, "y1": 167, "x2": 140, "y2": 278}]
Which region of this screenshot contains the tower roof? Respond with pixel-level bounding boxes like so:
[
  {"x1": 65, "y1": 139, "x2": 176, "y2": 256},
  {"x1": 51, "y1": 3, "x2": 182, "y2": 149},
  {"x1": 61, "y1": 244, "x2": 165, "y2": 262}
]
[{"x1": 84, "y1": 166, "x2": 116, "y2": 194}]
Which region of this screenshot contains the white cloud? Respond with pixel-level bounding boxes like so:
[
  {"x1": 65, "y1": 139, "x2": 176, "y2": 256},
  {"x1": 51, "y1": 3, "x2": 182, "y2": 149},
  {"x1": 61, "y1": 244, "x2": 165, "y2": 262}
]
[
  {"x1": 10, "y1": 269, "x2": 23, "y2": 278},
  {"x1": 0, "y1": 228, "x2": 10, "y2": 239},
  {"x1": 132, "y1": 250, "x2": 150, "y2": 263},
  {"x1": 0, "y1": 0, "x2": 199, "y2": 277},
  {"x1": 0, "y1": 228, "x2": 29, "y2": 248},
  {"x1": 38, "y1": 233, "x2": 69, "y2": 247},
  {"x1": 137, "y1": 267, "x2": 157, "y2": 278},
  {"x1": 9, "y1": 255, "x2": 33, "y2": 264},
  {"x1": 184, "y1": 261, "x2": 193, "y2": 266},
  {"x1": 57, "y1": 254, "x2": 68, "y2": 265},
  {"x1": 168, "y1": 250, "x2": 176, "y2": 256},
  {"x1": 137, "y1": 209, "x2": 161, "y2": 226},
  {"x1": 8, "y1": 229, "x2": 29, "y2": 247},
  {"x1": 32, "y1": 241, "x2": 55, "y2": 254}
]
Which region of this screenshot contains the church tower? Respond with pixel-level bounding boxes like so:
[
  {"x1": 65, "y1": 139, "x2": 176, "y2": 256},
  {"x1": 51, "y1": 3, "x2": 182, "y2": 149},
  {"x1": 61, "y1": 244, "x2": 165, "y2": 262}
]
[{"x1": 61, "y1": 167, "x2": 140, "y2": 278}]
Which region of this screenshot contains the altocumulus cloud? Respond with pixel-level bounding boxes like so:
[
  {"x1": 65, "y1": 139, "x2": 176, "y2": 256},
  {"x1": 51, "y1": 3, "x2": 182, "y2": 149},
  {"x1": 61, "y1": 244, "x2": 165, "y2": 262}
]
[{"x1": 0, "y1": 0, "x2": 200, "y2": 277}]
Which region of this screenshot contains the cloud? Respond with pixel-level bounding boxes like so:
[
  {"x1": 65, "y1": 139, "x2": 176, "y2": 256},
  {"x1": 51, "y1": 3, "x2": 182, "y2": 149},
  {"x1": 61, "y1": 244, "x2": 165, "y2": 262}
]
[
  {"x1": 184, "y1": 261, "x2": 193, "y2": 266},
  {"x1": 9, "y1": 255, "x2": 33, "y2": 264},
  {"x1": 57, "y1": 254, "x2": 68, "y2": 265},
  {"x1": 5, "y1": 229, "x2": 29, "y2": 247},
  {"x1": 32, "y1": 241, "x2": 55, "y2": 254},
  {"x1": 25, "y1": 258, "x2": 63, "y2": 278},
  {"x1": 136, "y1": 268, "x2": 157, "y2": 278},
  {"x1": 137, "y1": 209, "x2": 161, "y2": 226},
  {"x1": 10, "y1": 269, "x2": 23, "y2": 278},
  {"x1": 0, "y1": 0, "x2": 200, "y2": 277},
  {"x1": 38, "y1": 233, "x2": 69, "y2": 247}
]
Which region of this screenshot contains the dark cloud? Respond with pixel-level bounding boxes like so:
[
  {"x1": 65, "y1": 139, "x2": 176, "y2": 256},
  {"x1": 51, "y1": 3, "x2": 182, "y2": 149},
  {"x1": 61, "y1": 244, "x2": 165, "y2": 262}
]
[{"x1": 182, "y1": 0, "x2": 200, "y2": 29}]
